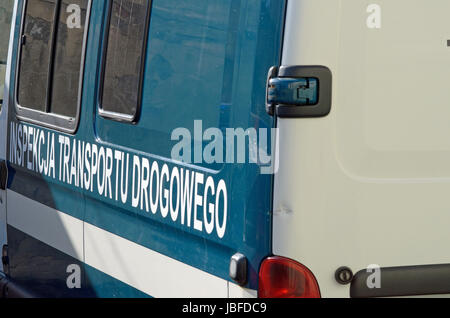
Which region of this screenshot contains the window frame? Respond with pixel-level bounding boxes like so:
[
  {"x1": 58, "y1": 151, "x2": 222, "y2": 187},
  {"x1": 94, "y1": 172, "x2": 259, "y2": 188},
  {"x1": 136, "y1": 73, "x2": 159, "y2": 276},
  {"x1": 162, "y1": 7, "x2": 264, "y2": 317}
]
[
  {"x1": 98, "y1": 0, "x2": 152, "y2": 124},
  {"x1": 0, "y1": 0, "x2": 14, "y2": 110},
  {"x1": 14, "y1": 0, "x2": 92, "y2": 134}
]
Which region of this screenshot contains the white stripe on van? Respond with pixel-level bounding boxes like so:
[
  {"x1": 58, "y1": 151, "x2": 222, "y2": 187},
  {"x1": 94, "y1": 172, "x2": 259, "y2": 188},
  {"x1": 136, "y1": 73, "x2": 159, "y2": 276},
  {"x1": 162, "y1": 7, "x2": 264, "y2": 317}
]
[
  {"x1": 84, "y1": 221, "x2": 228, "y2": 298},
  {"x1": 7, "y1": 190, "x2": 252, "y2": 297},
  {"x1": 7, "y1": 190, "x2": 84, "y2": 260}
]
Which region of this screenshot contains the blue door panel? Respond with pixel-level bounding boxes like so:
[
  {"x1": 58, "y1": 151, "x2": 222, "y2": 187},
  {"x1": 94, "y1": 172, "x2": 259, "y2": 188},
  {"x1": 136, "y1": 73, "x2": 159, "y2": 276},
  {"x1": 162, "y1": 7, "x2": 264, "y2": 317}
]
[
  {"x1": 5, "y1": 0, "x2": 86, "y2": 297},
  {"x1": 86, "y1": 0, "x2": 286, "y2": 290}
]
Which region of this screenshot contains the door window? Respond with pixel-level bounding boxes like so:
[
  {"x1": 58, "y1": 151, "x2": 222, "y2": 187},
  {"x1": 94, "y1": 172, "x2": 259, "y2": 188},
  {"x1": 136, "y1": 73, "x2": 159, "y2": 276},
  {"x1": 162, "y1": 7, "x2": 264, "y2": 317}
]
[
  {"x1": 16, "y1": 0, "x2": 89, "y2": 132},
  {"x1": 100, "y1": 0, "x2": 151, "y2": 122}
]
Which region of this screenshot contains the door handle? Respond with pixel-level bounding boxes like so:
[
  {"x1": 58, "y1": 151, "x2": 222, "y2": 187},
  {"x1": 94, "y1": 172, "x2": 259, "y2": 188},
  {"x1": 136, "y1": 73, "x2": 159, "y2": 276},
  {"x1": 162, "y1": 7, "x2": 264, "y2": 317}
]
[
  {"x1": 0, "y1": 160, "x2": 7, "y2": 190},
  {"x1": 351, "y1": 263, "x2": 450, "y2": 298}
]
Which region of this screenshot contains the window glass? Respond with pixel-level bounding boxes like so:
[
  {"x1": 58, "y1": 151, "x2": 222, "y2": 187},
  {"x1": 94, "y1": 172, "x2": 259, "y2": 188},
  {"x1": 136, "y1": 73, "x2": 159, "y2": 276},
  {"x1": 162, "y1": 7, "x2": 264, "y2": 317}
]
[
  {"x1": 51, "y1": 0, "x2": 88, "y2": 117},
  {"x1": 17, "y1": 0, "x2": 88, "y2": 125},
  {"x1": 0, "y1": 0, "x2": 14, "y2": 109},
  {"x1": 0, "y1": 65, "x2": 5, "y2": 106},
  {"x1": 18, "y1": 0, "x2": 57, "y2": 112},
  {"x1": 101, "y1": 0, "x2": 150, "y2": 118}
]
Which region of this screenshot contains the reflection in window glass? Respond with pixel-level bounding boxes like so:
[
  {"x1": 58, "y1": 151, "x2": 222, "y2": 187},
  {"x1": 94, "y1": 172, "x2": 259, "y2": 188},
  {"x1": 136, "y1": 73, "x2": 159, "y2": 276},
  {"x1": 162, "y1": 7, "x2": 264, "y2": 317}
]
[
  {"x1": 0, "y1": 0, "x2": 14, "y2": 109},
  {"x1": 18, "y1": 0, "x2": 57, "y2": 112},
  {"x1": 51, "y1": 0, "x2": 87, "y2": 117},
  {"x1": 102, "y1": 0, "x2": 150, "y2": 118},
  {"x1": 0, "y1": 65, "x2": 5, "y2": 105}
]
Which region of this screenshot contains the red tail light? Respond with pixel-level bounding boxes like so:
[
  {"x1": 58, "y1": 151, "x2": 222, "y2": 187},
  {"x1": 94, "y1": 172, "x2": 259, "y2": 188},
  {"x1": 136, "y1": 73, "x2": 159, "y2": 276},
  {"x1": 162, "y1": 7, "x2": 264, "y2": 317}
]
[{"x1": 258, "y1": 256, "x2": 321, "y2": 298}]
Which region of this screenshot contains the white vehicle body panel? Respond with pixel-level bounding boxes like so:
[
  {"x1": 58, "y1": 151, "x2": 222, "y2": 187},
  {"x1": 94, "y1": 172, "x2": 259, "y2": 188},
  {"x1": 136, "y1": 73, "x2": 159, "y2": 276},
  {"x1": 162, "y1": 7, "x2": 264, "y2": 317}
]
[{"x1": 274, "y1": 0, "x2": 450, "y2": 297}]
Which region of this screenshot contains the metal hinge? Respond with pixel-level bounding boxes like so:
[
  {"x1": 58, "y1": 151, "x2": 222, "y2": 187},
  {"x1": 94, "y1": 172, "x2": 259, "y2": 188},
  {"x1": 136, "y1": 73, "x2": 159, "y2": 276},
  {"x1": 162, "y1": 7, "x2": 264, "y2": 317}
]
[
  {"x1": 268, "y1": 75, "x2": 318, "y2": 107},
  {"x1": 266, "y1": 65, "x2": 332, "y2": 118}
]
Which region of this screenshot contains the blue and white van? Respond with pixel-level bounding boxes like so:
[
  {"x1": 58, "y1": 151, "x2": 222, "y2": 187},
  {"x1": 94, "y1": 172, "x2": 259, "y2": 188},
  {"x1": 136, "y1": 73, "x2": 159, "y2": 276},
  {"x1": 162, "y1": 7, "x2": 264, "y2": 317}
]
[{"x1": 2, "y1": 0, "x2": 450, "y2": 298}]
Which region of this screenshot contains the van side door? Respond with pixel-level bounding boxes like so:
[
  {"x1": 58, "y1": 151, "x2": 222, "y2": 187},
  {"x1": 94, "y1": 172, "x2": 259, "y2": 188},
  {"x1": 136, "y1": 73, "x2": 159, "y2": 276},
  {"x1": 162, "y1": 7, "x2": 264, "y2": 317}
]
[
  {"x1": 80, "y1": 0, "x2": 286, "y2": 297},
  {"x1": 0, "y1": 0, "x2": 15, "y2": 275},
  {"x1": 5, "y1": 0, "x2": 91, "y2": 297}
]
